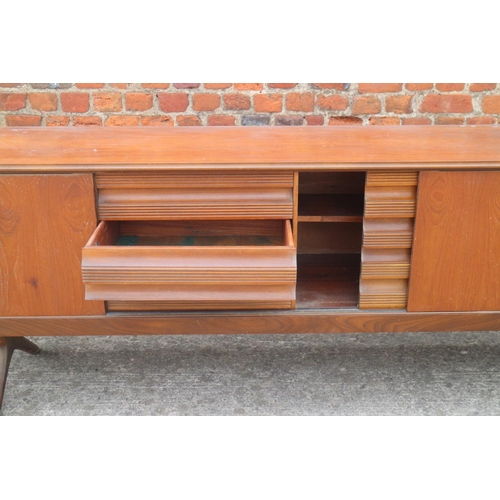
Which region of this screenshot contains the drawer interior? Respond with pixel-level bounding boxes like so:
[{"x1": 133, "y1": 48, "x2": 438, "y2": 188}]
[{"x1": 88, "y1": 219, "x2": 294, "y2": 248}]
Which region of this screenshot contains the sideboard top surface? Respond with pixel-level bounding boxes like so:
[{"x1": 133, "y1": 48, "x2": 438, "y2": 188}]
[{"x1": 0, "y1": 126, "x2": 499, "y2": 170}]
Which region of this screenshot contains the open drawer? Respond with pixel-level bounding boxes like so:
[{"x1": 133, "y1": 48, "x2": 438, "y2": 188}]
[{"x1": 82, "y1": 220, "x2": 296, "y2": 310}]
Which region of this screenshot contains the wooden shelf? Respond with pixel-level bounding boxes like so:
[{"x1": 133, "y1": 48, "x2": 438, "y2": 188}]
[
  {"x1": 298, "y1": 194, "x2": 364, "y2": 223},
  {"x1": 296, "y1": 254, "x2": 360, "y2": 309},
  {"x1": 298, "y1": 215, "x2": 363, "y2": 223}
]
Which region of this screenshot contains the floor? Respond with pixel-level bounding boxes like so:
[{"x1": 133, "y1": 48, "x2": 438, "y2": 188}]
[{"x1": 2, "y1": 331, "x2": 500, "y2": 415}]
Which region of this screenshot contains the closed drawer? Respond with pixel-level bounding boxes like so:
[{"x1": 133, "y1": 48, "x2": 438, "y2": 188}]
[
  {"x1": 95, "y1": 171, "x2": 294, "y2": 220},
  {"x1": 82, "y1": 219, "x2": 296, "y2": 310}
]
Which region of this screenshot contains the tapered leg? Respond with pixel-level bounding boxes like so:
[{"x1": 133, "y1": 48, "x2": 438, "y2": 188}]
[{"x1": 0, "y1": 337, "x2": 41, "y2": 410}]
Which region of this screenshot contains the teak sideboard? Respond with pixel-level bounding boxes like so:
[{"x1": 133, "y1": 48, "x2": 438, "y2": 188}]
[{"x1": 1, "y1": 126, "x2": 500, "y2": 408}]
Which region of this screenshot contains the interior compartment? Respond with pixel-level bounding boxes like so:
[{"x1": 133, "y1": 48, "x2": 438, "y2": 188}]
[
  {"x1": 90, "y1": 219, "x2": 291, "y2": 247},
  {"x1": 296, "y1": 172, "x2": 365, "y2": 309},
  {"x1": 298, "y1": 172, "x2": 365, "y2": 222}
]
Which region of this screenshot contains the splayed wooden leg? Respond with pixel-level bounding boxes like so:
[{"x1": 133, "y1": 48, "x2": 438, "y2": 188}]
[{"x1": 0, "y1": 337, "x2": 41, "y2": 410}]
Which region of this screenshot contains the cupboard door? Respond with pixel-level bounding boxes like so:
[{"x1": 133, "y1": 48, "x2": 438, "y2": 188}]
[
  {"x1": 407, "y1": 171, "x2": 500, "y2": 312},
  {"x1": 0, "y1": 175, "x2": 105, "y2": 316}
]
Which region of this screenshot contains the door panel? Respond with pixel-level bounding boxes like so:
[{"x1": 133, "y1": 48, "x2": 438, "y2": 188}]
[
  {"x1": 0, "y1": 174, "x2": 105, "y2": 316},
  {"x1": 408, "y1": 171, "x2": 500, "y2": 312}
]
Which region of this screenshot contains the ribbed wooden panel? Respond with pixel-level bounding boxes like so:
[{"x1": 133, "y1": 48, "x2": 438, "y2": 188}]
[
  {"x1": 363, "y1": 219, "x2": 414, "y2": 248},
  {"x1": 83, "y1": 267, "x2": 296, "y2": 284},
  {"x1": 100, "y1": 205, "x2": 293, "y2": 220},
  {"x1": 96, "y1": 171, "x2": 294, "y2": 189},
  {"x1": 97, "y1": 171, "x2": 294, "y2": 220},
  {"x1": 85, "y1": 283, "x2": 296, "y2": 302},
  {"x1": 361, "y1": 264, "x2": 410, "y2": 279},
  {"x1": 364, "y1": 186, "x2": 417, "y2": 218},
  {"x1": 365, "y1": 172, "x2": 418, "y2": 187},
  {"x1": 360, "y1": 172, "x2": 418, "y2": 309},
  {"x1": 99, "y1": 188, "x2": 293, "y2": 220},
  {"x1": 359, "y1": 280, "x2": 408, "y2": 309},
  {"x1": 107, "y1": 300, "x2": 292, "y2": 311},
  {"x1": 360, "y1": 248, "x2": 411, "y2": 279}
]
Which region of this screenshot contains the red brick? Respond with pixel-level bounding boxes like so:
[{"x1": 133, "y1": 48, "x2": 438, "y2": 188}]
[
  {"x1": 193, "y1": 94, "x2": 220, "y2": 111},
  {"x1": 0, "y1": 93, "x2": 26, "y2": 111},
  {"x1": 73, "y1": 116, "x2": 102, "y2": 126},
  {"x1": 61, "y1": 92, "x2": 89, "y2": 113},
  {"x1": 207, "y1": 115, "x2": 235, "y2": 126},
  {"x1": 436, "y1": 83, "x2": 465, "y2": 92},
  {"x1": 359, "y1": 83, "x2": 402, "y2": 93},
  {"x1": 125, "y1": 93, "x2": 153, "y2": 111},
  {"x1": 142, "y1": 83, "x2": 170, "y2": 89},
  {"x1": 234, "y1": 83, "x2": 263, "y2": 91},
  {"x1": 328, "y1": 116, "x2": 363, "y2": 125},
  {"x1": 435, "y1": 116, "x2": 464, "y2": 125},
  {"x1": 223, "y1": 93, "x2": 251, "y2": 110},
  {"x1": 204, "y1": 83, "x2": 232, "y2": 89},
  {"x1": 311, "y1": 83, "x2": 348, "y2": 90},
  {"x1": 276, "y1": 115, "x2": 303, "y2": 126},
  {"x1": 28, "y1": 93, "x2": 58, "y2": 111},
  {"x1": 177, "y1": 115, "x2": 202, "y2": 126},
  {"x1": 0, "y1": 83, "x2": 22, "y2": 88},
  {"x1": 369, "y1": 116, "x2": 401, "y2": 125},
  {"x1": 173, "y1": 83, "x2": 200, "y2": 89},
  {"x1": 268, "y1": 83, "x2": 297, "y2": 89},
  {"x1": 5, "y1": 115, "x2": 42, "y2": 126},
  {"x1": 467, "y1": 116, "x2": 496, "y2": 125},
  {"x1": 402, "y1": 117, "x2": 432, "y2": 125},
  {"x1": 140, "y1": 116, "x2": 174, "y2": 126},
  {"x1": 46, "y1": 116, "x2": 70, "y2": 126},
  {"x1": 316, "y1": 94, "x2": 348, "y2": 111},
  {"x1": 482, "y1": 96, "x2": 500, "y2": 114},
  {"x1": 93, "y1": 92, "x2": 122, "y2": 112},
  {"x1": 254, "y1": 94, "x2": 282, "y2": 113},
  {"x1": 111, "y1": 83, "x2": 128, "y2": 89},
  {"x1": 286, "y1": 92, "x2": 314, "y2": 112},
  {"x1": 76, "y1": 83, "x2": 105, "y2": 89},
  {"x1": 305, "y1": 115, "x2": 324, "y2": 126},
  {"x1": 353, "y1": 95, "x2": 381, "y2": 114},
  {"x1": 158, "y1": 93, "x2": 188, "y2": 112},
  {"x1": 405, "y1": 83, "x2": 433, "y2": 91},
  {"x1": 104, "y1": 116, "x2": 139, "y2": 126},
  {"x1": 420, "y1": 94, "x2": 472, "y2": 113},
  {"x1": 385, "y1": 95, "x2": 413, "y2": 114},
  {"x1": 470, "y1": 83, "x2": 496, "y2": 92}
]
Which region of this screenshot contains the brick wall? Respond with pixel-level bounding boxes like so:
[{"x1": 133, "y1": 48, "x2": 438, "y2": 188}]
[{"x1": 0, "y1": 83, "x2": 499, "y2": 127}]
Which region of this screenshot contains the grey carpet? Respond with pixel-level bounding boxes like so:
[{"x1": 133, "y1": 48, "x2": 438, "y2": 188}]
[{"x1": 2, "y1": 331, "x2": 500, "y2": 415}]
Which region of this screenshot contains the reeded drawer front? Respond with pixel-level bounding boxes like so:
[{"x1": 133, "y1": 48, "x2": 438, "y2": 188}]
[
  {"x1": 82, "y1": 220, "x2": 296, "y2": 310},
  {"x1": 95, "y1": 171, "x2": 294, "y2": 220}
]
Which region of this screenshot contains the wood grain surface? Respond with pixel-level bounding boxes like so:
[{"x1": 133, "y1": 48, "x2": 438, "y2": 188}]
[
  {"x1": 0, "y1": 174, "x2": 104, "y2": 316},
  {"x1": 1, "y1": 126, "x2": 500, "y2": 166},
  {"x1": 1, "y1": 311, "x2": 500, "y2": 337},
  {"x1": 408, "y1": 171, "x2": 500, "y2": 311}
]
